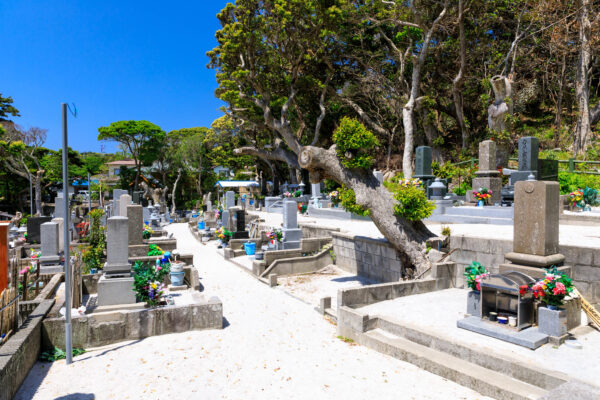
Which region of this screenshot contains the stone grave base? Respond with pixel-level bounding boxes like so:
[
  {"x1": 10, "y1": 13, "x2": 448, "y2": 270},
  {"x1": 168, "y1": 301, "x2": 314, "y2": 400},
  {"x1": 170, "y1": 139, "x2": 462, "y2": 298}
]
[
  {"x1": 499, "y1": 263, "x2": 572, "y2": 279},
  {"x1": 42, "y1": 292, "x2": 223, "y2": 349},
  {"x1": 457, "y1": 316, "x2": 548, "y2": 349},
  {"x1": 467, "y1": 176, "x2": 502, "y2": 204},
  {"x1": 97, "y1": 275, "x2": 136, "y2": 306}
]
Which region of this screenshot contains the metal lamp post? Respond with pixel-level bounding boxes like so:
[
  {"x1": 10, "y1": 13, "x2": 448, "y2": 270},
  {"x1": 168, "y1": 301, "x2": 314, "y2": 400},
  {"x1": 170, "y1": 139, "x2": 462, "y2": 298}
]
[{"x1": 61, "y1": 103, "x2": 73, "y2": 364}]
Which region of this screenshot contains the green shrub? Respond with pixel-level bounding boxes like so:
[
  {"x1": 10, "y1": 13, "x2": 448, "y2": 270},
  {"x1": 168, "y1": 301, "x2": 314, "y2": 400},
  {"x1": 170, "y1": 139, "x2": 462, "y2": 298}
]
[
  {"x1": 83, "y1": 209, "x2": 106, "y2": 271},
  {"x1": 332, "y1": 117, "x2": 379, "y2": 169},
  {"x1": 392, "y1": 185, "x2": 435, "y2": 221},
  {"x1": 558, "y1": 172, "x2": 600, "y2": 195},
  {"x1": 338, "y1": 185, "x2": 370, "y2": 216}
]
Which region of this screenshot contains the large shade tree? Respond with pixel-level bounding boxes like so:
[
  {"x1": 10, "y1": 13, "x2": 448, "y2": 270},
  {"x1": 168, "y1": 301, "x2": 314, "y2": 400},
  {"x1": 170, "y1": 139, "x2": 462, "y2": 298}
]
[
  {"x1": 209, "y1": 0, "x2": 436, "y2": 274},
  {"x1": 97, "y1": 120, "x2": 165, "y2": 191}
]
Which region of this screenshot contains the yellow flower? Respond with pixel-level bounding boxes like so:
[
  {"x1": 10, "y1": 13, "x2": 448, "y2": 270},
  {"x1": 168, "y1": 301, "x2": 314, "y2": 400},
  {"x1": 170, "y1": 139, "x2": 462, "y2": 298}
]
[{"x1": 152, "y1": 283, "x2": 157, "y2": 289}]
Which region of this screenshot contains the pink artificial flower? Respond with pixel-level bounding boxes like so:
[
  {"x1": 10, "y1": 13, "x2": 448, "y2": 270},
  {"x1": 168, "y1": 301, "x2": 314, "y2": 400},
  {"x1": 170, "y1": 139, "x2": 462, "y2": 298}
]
[
  {"x1": 553, "y1": 282, "x2": 566, "y2": 295},
  {"x1": 156, "y1": 266, "x2": 162, "y2": 271},
  {"x1": 19, "y1": 267, "x2": 28, "y2": 275}
]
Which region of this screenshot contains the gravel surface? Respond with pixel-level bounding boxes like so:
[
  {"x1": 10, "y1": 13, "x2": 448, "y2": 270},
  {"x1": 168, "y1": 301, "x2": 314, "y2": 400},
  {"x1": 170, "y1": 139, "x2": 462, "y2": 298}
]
[{"x1": 16, "y1": 223, "x2": 492, "y2": 400}]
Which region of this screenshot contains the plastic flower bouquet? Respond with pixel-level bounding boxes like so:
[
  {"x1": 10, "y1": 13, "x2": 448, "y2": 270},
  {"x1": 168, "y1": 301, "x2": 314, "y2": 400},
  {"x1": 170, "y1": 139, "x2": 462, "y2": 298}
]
[
  {"x1": 329, "y1": 191, "x2": 340, "y2": 206},
  {"x1": 473, "y1": 187, "x2": 492, "y2": 203},
  {"x1": 265, "y1": 229, "x2": 283, "y2": 243},
  {"x1": 569, "y1": 189, "x2": 584, "y2": 208},
  {"x1": 297, "y1": 202, "x2": 308, "y2": 214},
  {"x1": 142, "y1": 224, "x2": 154, "y2": 240},
  {"x1": 30, "y1": 249, "x2": 41, "y2": 259},
  {"x1": 215, "y1": 208, "x2": 222, "y2": 220},
  {"x1": 528, "y1": 267, "x2": 574, "y2": 308},
  {"x1": 215, "y1": 227, "x2": 233, "y2": 243},
  {"x1": 399, "y1": 178, "x2": 422, "y2": 188},
  {"x1": 293, "y1": 190, "x2": 302, "y2": 198},
  {"x1": 464, "y1": 261, "x2": 490, "y2": 291},
  {"x1": 283, "y1": 191, "x2": 292, "y2": 198},
  {"x1": 132, "y1": 260, "x2": 171, "y2": 307}
]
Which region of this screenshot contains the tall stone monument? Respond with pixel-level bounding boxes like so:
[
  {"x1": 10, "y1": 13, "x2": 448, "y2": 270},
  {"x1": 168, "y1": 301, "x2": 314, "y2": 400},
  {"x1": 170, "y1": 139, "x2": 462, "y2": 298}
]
[
  {"x1": 468, "y1": 140, "x2": 502, "y2": 204},
  {"x1": 225, "y1": 191, "x2": 235, "y2": 210},
  {"x1": 282, "y1": 200, "x2": 301, "y2": 249},
  {"x1": 119, "y1": 194, "x2": 132, "y2": 217},
  {"x1": 51, "y1": 217, "x2": 65, "y2": 253},
  {"x1": 39, "y1": 222, "x2": 61, "y2": 266},
  {"x1": 26, "y1": 216, "x2": 52, "y2": 244},
  {"x1": 511, "y1": 137, "x2": 539, "y2": 184},
  {"x1": 98, "y1": 216, "x2": 136, "y2": 306},
  {"x1": 127, "y1": 205, "x2": 144, "y2": 245},
  {"x1": 413, "y1": 146, "x2": 435, "y2": 196},
  {"x1": 499, "y1": 179, "x2": 569, "y2": 279},
  {"x1": 54, "y1": 194, "x2": 65, "y2": 219}
]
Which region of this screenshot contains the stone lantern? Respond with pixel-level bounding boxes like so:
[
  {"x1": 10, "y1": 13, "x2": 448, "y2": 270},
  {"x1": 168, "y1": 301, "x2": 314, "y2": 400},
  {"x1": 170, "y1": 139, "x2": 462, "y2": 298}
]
[{"x1": 429, "y1": 178, "x2": 447, "y2": 200}]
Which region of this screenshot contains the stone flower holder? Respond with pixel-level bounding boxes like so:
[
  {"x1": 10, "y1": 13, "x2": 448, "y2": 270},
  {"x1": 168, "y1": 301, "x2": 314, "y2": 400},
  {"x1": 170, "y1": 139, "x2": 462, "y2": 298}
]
[
  {"x1": 538, "y1": 306, "x2": 567, "y2": 338},
  {"x1": 466, "y1": 290, "x2": 481, "y2": 317}
]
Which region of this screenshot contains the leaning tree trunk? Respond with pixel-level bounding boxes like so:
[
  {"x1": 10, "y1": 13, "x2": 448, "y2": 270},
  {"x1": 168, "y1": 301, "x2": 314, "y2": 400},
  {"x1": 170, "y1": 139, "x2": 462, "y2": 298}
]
[
  {"x1": 299, "y1": 145, "x2": 434, "y2": 276},
  {"x1": 574, "y1": 0, "x2": 592, "y2": 155},
  {"x1": 402, "y1": 99, "x2": 416, "y2": 179},
  {"x1": 171, "y1": 168, "x2": 182, "y2": 215}
]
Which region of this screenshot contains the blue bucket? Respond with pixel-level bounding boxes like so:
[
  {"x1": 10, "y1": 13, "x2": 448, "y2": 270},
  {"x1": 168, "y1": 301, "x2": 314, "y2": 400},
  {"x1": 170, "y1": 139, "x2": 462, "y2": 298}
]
[
  {"x1": 244, "y1": 242, "x2": 256, "y2": 256},
  {"x1": 192, "y1": 214, "x2": 197, "y2": 218},
  {"x1": 198, "y1": 221, "x2": 205, "y2": 230}
]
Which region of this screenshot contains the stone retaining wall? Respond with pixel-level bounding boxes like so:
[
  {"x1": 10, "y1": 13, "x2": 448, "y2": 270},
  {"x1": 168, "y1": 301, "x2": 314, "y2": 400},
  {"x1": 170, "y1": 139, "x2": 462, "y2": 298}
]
[
  {"x1": 299, "y1": 223, "x2": 340, "y2": 238},
  {"x1": 0, "y1": 299, "x2": 55, "y2": 400},
  {"x1": 332, "y1": 232, "x2": 403, "y2": 282},
  {"x1": 448, "y1": 235, "x2": 600, "y2": 306}
]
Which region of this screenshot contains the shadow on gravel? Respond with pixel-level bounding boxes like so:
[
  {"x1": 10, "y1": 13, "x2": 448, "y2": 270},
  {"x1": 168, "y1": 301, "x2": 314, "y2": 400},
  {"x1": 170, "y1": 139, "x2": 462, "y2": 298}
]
[
  {"x1": 222, "y1": 317, "x2": 231, "y2": 329},
  {"x1": 54, "y1": 394, "x2": 95, "y2": 400}
]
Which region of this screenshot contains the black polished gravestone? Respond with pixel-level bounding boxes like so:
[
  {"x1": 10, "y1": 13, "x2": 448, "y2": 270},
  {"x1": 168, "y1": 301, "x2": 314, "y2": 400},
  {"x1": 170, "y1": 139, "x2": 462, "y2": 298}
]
[
  {"x1": 537, "y1": 159, "x2": 559, "y2": 181},
  {"x1": 413, "y1": 146, "x2": 436, "y2": 198},
  {"x1": 232, "y1": 209, "x2": 249, "y2": 239},
  {"x1": 26, "y1": 216, "x2": 53, "y2": 244}
]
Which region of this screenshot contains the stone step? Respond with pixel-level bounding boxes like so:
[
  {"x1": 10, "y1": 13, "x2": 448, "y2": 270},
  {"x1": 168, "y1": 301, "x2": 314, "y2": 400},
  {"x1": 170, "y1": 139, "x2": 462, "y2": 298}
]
[
  {"x1": 447, "y1": 206, "x2": 514, "y2": 219},
  {"x1": 374, "y1": 317, "x2": 566, "y2": 391},
  {"x1": 427, "y1": 214, "x2": 513, "y2": 225},
  {"x1": 364, "y1": 328, "x2": 548, "y2": 400}
]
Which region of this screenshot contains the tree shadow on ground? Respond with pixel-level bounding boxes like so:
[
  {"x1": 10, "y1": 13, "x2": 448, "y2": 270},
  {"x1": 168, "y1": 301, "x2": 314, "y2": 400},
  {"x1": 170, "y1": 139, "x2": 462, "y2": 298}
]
[
  {"x1": 222, "y1": 317, "x2": 230, "y2": 329},
  {"x1": 54, "y1": 394, "x2": 95, "y2": 400},
  {"x1": 331, "y1": 276, "x2": 375, "y2": 285}
]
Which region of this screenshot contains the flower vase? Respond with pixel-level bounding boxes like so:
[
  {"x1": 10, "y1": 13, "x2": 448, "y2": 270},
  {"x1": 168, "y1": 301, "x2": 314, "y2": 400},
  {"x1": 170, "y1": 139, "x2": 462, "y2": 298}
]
[
  {"x1": 546, "y1": 304, "x2": 560, "y2": 311},
  {"x1": 477, "y1": 200, "x2": 484, "y2": 207}
]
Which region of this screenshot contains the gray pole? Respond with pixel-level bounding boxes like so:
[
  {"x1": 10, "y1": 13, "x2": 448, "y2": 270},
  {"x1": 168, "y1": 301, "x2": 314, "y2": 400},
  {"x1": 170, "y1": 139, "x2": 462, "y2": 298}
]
[
  {"x1": 61, "y1": 103, "x2": 73, "y2": 364},
  {"x1": 87, "y1": 172, "x2": 92, "y2": 232},
  {"x1": 29, "y1": 178, "x2": 33, "y2": 215}
]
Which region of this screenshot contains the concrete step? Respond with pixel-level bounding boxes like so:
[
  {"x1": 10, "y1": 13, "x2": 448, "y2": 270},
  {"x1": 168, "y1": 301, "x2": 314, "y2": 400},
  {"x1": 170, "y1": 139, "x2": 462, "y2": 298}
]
[
  {"x1": 427, "y1": 214, "x2": 513, "y2": 225},
  {"x1": 447, "y1": 206, "x2": 514, "y2": 219},
  {"x1": 365, "y1": 328, "x2": 548, "y2": 400},
  {"x1": 375, "y1": 318, "x2": 566, "y2": 391}
]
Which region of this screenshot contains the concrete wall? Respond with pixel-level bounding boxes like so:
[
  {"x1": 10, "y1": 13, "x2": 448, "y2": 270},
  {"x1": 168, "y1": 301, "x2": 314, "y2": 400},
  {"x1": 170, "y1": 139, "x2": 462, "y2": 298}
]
[
  {"x1": 299, "y1": 223, "x2": 340, "y2": 238},
  {"x1": 332, "y1": 232, "x2": 404, "y2": 282},
  {"x1": 0, "y1": 299, "x2": 55, "y2": 400},
  {"x1": 261, "y1": 247, "x2": 333, "y2": 278},
  {"x1": 42, "y1": 296, "x2": 223, "y2": 349},
  {"x1": 448, "y1": 235, "x2": 600, "y2": 306}
]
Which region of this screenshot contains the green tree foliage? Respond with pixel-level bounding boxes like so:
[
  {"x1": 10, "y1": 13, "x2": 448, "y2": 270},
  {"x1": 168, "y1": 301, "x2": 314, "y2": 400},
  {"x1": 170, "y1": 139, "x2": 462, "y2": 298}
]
[
  {"x1": 338, "y1": 185, "x2": 370, "y2": 216},
  {"x1": 97, "y1": 121, "x2": 165, "y2": 190},
  {"x1": 0, "y1": 93, "x2": 20, "y2": 121},
  {"x1": 332, "y1": 117, "x2": 379, "y2": 169},
  {"x1": 391, "y1": 186, "x2": 435, "y2": 222}
]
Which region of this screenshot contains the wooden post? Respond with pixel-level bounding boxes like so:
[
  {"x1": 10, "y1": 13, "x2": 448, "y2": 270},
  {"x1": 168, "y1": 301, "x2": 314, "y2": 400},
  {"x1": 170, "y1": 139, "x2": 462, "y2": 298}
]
[{"x1": 0, "y1": 222, "x2": 9, "y2": 293}]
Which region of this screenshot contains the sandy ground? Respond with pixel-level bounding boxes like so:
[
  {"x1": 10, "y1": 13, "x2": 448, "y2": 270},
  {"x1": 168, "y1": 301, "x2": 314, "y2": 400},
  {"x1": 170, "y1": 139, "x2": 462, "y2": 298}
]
[
  {"x1": 251, "y1": 210, "x2": 600, "y2": 248},
  {"x1": 359, "y1": 288, "x2": 600, "y2": 386},
  {"x1": 16, "y1": 224, "x2": 492, "y2": 400},
  {"x1": 276, "y1": 265, "x2": 379, "y2": 311}
]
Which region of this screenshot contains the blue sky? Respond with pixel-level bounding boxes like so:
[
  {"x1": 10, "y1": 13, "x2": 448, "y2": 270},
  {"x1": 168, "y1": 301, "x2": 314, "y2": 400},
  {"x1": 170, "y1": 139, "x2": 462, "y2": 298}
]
[{"x1": 0, "y1": 1, "x2": 229, "y2": 153}]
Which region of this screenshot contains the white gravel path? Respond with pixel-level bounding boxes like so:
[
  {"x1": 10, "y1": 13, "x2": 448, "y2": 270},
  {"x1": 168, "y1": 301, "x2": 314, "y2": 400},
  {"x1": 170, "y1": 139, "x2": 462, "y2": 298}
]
[{"x1": 16, "y1": 223, "x2": 492, "y2": 400}]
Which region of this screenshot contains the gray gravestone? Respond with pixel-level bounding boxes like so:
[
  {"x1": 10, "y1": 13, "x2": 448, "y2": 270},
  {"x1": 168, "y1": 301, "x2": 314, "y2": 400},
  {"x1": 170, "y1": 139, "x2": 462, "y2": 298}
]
[
  {"x1": 54, "y1": 195, "x2": 65, "y2": 219},
  {"x1": 414, "y1": 146, "x2": 434, "y2": 178},
  {"x1": 143, "y1": 207, "x2": 150, "y2": 223},
  {"x1": 225, "y1": 191, "x2": 235, "y2": 209},
  {"x1": 510, "y1": 137, "x2": 539, "y2": 184},
  {"x1": 51, "y1": 218, "x2": 65, "y2": 252},
  {"x1": 26, "y1": 216, "x2": 52, "y2": 244},
  {"x1": 119, "y1": 194, "x2": 132, "y2": 217},
  {"x1": 98, "y1": 215, "x2": 136, "y2": 306},
  {"x1": 39, "y1": 222, "x2": 61, "y2": 265},
  {"x1": 222, "y1": 210, "x2": 231, "y2": 231},
  {"x1": 127, "y1": 205, "x2": 143, "y2": 245},
  {"x1": 500, "y1": 180, "x2": 569, "y2": 278},
  {"x1": 103, "y1": 216, "x2": 131, "y2": 275},
  {"x1": 282, "y1": 200, "x2": 301, "y2": 249},
  {"x1": 469, "y1": 140, "x2": 502, "y2": 204},
  {"x1": 206, "y1": 200, "x2": 212, "y2": 212}
]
